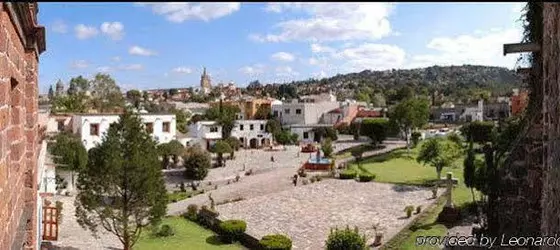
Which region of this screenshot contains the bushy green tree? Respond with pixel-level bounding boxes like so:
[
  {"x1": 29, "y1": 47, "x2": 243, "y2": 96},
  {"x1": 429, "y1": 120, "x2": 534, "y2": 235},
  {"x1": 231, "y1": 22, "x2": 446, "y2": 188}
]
[
  {"x1": 204, "y1": 102, "x2": 241, "y2": 138},
  {"x1": 213, "y1": 140, "x2": 232, "y2": 167},
  {"x1": 359, "y1": 118, "x2": 388, "y2": 146},
  {"x1": 463, "y1": 141, "x2": 477, "y2": 204},
  {"x1": 225, "y1": 136, "x2": 241, "y2": 158},
  {"x1": 75, "y1": 111, "x2": 167, "y2": 250},
  {"x1": 417, "y1": 137, "x2": 460, "y2": 180},
  {"x1": 90, "y1": 73, "x2": 124, "y2": 112},
  {"x1": 460, "y1": 121, "x2": 495, "y2": 144},
  {"x1": 321, "y1": 138, "x2": 334, "y2": 158},
  {"x1": 157, "y1": 140, "x2": 185, "y2": 169},
  {"x1": 254, "y1": 105, "x2": 272, "y2": 120},
  {"x1": 183, "y1": 147, "x2": 211, "y2": 180},
  {"x1": 48, "y1": 132, "x2": 88, "y2": 188},
  {"x1": 389, "y1": 97, "x2": 430, "y2": 153}
]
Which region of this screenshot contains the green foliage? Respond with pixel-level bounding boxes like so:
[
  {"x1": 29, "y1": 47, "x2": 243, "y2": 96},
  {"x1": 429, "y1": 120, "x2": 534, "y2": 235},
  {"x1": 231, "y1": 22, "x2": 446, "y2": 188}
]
[
  {"x1": 355, "y1": 91, "x2": 371, "y2": 103},
  {"x1": 157, "y1": 140, "x2": 185, "y2": 169},
  {"x1": 90, "y1": 73, "x2": 124, "y2": 112},
  {"x1": 321, "y1": 138, "x2": 334, "y2": 158},
  {"x1": 184, "y1": 204, "x2": 198, "y2": 221},
  {"x1": 126, "y1": 89, "x2": 142, "y2": 108},
  {"x1": 460, "y1": 121, "x2": 495, "y2": 144},
  {"x1": 75, "y1": 110, "x2": 167, "y2": 250},
  {"x1": 463, "y1": 142, "x2": 476, "y2": 190},
  {"x1": 219, "y1": 220, "x2": 247, "y2": 243},
  {"x1": 213, "y1": 140, "x2": 232, "y2": 167},
  {"x1": 411, "y1": 132, "x2": 422, "y2": 148},
  {"x1": 389, "y1": 97, "x2": 430, "y2": 149},
  {"x1": 254, "y1": 105, "x2": 272, "y2": 120},
  {"x1": 225, "y1": 137, "x2": 241, "y2": 151},
  {"x1": 55, "y1": 201, "x2": 63, "y2": 224},
  {"x1": 290, "y1": 133, "x2": 299, "y2": 144},
  {"x1": 358, "y1": 173, "x2": 376, "y2": 182},
  {"x1": 205, "y1": 103, "x2": 241, "y2": 138},
  {"x1": 404, "y1": 205, "x2": 414, "y2": 218},
  {"x1": 48, "y1": 132, "x2": 88, "y2": 187},
  {"x1": 51, "y1": 93, "x2": 89, "y2": 113},
  {"x1": 416, "y1": 205, "x2": 422, "y2": 214},
  {"x1": 360, "y1": 118, "x2": 388, "y2": 146},
  {"x1": 447, "y1": 133, "x2": 463, "y2": 148},
  {"x1": 266, "y1": 119, "x2": 282, "y2": 135},
  {"x1": 416, "y1": 137, "x2": 460, "y2": 179},
  {"x1": 312, "y1": 127, "x2": 338, "y2": 141},
  {"x1": 156, "y1": 224, "x2": 175, "y2": 237},
  {"x1": 260, "y1": 234, "x2": 293, "y2": 250},
  {"x1": 339, "y1": 169, "x2": 357, "y2": 180},
  {"x1": 325, "y1": 226, "x2": 367, "y2": 250},
  {"x1": 274, "y1": 130, "x2": 295, "y2": 145},
  {"x1": 48, "y1": 85, "x2": 54, "y2": 101},
  {"x1": 183, "y1": 147, "x2": 211, "y2": 180},
  {"x1": 170, "y1": 108, "x2": 190, "y2": 134}
]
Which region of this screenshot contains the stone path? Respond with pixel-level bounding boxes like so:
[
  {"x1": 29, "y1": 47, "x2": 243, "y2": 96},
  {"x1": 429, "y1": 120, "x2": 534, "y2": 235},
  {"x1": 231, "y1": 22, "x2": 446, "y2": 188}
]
[{"x1": 217, "y1": 179, "x2": 436, "y2": 250}]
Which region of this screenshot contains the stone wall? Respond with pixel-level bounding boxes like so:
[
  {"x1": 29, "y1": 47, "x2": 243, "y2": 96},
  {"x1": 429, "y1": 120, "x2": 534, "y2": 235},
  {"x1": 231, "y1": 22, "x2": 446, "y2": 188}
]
[
  {"x1": 541, "y1": 3, "x2": 560, "y2": 244},
  {"x1": 0, "y1": 3, "x2": 45, "y2": 249}
]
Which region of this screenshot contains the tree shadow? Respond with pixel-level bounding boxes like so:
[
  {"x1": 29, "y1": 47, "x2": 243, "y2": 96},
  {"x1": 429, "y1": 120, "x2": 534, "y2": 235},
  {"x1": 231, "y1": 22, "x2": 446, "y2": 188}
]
[
  {"x1": 410, "y1": 222, "x2": 439, "y2": 232},
  {"x1": 398, "y1": 216, "x2": 412, "y2": 220},
  {"x1": 206, "y1": 235, "x2": 229, "y2": 246},
  {"x1": 392, "y1": 185, "x2": 423, "y2": 192}
]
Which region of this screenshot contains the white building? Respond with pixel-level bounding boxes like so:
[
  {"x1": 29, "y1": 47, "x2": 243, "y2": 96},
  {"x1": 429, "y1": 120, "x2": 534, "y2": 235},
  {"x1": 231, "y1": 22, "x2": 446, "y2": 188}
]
[
  {"x1": 72, "y1": 113, "x2": 177, "y2": 150},
  {"x1": 187, "y1": 120, "x2": 272, "y2": 150}
]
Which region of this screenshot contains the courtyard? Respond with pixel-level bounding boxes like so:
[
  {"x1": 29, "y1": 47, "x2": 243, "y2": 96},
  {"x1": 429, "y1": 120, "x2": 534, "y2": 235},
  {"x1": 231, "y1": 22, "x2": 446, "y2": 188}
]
[{"x1": 216, "y1": 179, "x2": 435, "y2": 249}]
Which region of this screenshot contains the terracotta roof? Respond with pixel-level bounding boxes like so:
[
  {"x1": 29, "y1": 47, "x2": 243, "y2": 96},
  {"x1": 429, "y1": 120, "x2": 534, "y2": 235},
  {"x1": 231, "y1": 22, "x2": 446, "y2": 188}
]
[
  {"x1": 328, "y1": 108, "x2": 343, "y2": 114},
  {"x1": 356, "y1": 110, "x2": 382, "y2": 118}
]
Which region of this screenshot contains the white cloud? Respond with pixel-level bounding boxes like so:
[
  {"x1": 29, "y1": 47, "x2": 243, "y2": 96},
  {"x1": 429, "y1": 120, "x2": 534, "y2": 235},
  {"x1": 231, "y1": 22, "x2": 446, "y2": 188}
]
[
  {"x1": 97, "y1": 66, "x2": 112, "y2": 73},
  {"x1": 252, "y1": 3, "x2": 395, "y2": 43},
  {"x1": 138, "y1": 3, "x2": 241, "y2": 23},
  {"x1": 239, "y1": 64, "x2": 265, "y2": 75},
  {"x1": 406, "y1": 28, "x2": 523, "y2": 69},
  {"x1": 275, "y1": 66, "x2": 299, "y2": 76},
  {"x1": 172, "y1": 66, "x2": 192, "y2": 74},
  {"x1": 119, "y1": 64, "x2": 144, "y2": 71},
  {"x1": 128, "y1": 46, "x2": 157, "y2": 56},
  {"x1": 70, "y1": 60, "x2": 89, "y2": 69},
  {"x1": 311, "y1": 43, "x2": 335, "y2": 54},
  {"x1": 52, "y1": 20, "x2": 68, "y2": 34},
  {"x1": 111, "y1": 56, "x2": 121, "y2": 62},
  {"x1": 74, "y1": 24, "x2": 98, "y2": 40},
  {"x1": 100, "y1": 22, "x2": 125, "y2": 40},
  {"x1": 271, "y1": 52, "x2": 295, "y2": 62}
]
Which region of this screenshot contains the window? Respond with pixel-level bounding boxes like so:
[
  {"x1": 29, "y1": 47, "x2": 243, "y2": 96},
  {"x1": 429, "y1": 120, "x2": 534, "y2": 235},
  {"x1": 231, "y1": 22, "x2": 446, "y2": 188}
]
[
  {"x1": 250, "y1": 124, "x2": 254, "y2": 130},
  {"x1": 260, "y1": 124, "x2": 264, "y2": 130},
  {"x1": 284, "y1": 109, "x2": 290, "y2": 114},
  {"x1": 273, "y1": 111, "x2": 279, "y2": 117},
  {"x1": 145, "y1": 123, "x2": 154, "y2": 134},
  {"x1": 57, "y1": 120, "x2": 65, "y2": 131},
  {"x1": 240, "y1": 124, "x2": 244, "y2": 131},
  {"x1": 90, "y1": 124, "x2": 99, "y2": 136},
  {"x1": 303, "y1": 132, "x2": 309, "y2": 139},
  {"x1": 162, "y1": 122, "x2": 170, "y2": 132},
  {"x1": 210, "y1": 126, "x2": 218, "y2": 132},
  {"x1": 296, "y1": 109, "x2": 302, "y2": 114}
]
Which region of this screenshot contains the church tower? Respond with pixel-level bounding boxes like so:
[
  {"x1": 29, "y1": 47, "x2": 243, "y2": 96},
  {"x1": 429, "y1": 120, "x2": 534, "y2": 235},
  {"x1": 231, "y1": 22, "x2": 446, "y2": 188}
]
[
  {"x1": 200, "y1": 67, "x2": 212, "y2": 95},
  {"x1": 55, "y1": 79, "x2": 64, "y2": 96}
]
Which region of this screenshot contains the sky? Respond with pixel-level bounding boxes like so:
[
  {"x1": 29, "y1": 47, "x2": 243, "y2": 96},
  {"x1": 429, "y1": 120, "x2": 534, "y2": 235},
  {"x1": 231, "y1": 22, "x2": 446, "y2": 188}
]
[{"x1": 37, "y1": 2, "x2": 527, "y2": 94}]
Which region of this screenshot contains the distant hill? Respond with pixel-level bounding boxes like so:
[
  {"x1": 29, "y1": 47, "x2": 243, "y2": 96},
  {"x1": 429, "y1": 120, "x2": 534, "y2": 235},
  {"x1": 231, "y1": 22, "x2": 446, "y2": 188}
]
[{"x1": 292, "y1": 65, "x2": 523, "y2": 95}]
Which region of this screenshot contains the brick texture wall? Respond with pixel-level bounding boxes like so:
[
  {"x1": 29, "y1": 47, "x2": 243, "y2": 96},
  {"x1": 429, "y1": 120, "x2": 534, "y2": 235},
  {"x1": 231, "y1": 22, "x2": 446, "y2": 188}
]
[{"x1": 0, "y1": 3, "x2": 45, "y2": 249}]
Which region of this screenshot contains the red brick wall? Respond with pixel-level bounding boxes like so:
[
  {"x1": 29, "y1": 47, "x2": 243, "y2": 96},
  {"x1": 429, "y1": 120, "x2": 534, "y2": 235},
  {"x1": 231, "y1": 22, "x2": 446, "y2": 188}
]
[
  {"x1": 0, "y1": 3, "x2": 41, "y2": 249},
  {"x1": 511, "y1": 91, "x2": 528, "y2": 116}
]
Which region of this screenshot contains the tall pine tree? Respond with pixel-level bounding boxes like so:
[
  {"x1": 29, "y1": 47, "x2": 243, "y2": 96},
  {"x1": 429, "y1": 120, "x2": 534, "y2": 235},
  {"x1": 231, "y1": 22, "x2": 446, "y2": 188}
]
[{"x1": 75, "y1": 110, "x2": 167, "y2": 250}]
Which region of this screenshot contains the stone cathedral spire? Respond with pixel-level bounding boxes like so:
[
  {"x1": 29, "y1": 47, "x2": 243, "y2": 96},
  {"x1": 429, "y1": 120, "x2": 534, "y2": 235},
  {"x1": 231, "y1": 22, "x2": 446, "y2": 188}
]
[{"x1": 200, "y1": 67, "x2": 212, "y2": 95}]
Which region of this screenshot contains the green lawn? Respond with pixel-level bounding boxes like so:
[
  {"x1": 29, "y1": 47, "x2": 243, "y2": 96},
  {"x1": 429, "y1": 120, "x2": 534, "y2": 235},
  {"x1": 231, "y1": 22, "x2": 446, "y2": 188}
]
[
  {"x1": 135, "y1": 217, "x2": 244, "y2": 250},
  {"x1": 167, "y1": 190, "x2": 205, "y2": 204},
  {"x1": 349, "y1": 143, "x2": 477, "y2": 250},
  {"x1": 334, "y1": 144, "x2": 381, "y2": 160}
]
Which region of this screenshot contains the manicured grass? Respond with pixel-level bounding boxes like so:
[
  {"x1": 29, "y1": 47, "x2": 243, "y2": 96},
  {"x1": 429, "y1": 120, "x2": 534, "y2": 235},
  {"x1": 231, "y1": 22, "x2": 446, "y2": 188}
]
[
  {"x1": 349, "y1": 142, "x2": 478, "y2": 249},
  {"x1": 134, "y1": 217, "x2": 244, "y2": 250},
  {"x1": 167, "y1": 190, "x2": 204, "y2": 204}
]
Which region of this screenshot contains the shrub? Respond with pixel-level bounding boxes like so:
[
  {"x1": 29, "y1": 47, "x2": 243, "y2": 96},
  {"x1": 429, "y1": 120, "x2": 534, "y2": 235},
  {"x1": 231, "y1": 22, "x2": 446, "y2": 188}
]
[
  {"x1": 179, "y1": 182, "x2": 186, "y2": 192},
  {"x1": 325, "y1": 226, "x2": 367, "y2": 250},
  {"x1": 301, "y1": 179, "x2": 309, "y2": 185},
  {"x1": 260, "y1": 234, "x2": 293, "y2": 250},
  {"x1": 404, "y1": 205, "x2": 415, "y2": 218},
  {"x1": 185, "y1": 204, "x2": 198, "y2": 221},
  {"x1": 310, "y1": 178, "x2": 316, "y2": 183},
  {"x1": 416, "y1": 205, "x2": 422, "y2": 214},
  {"x1": 411, "y1": 132, "x2": 422, "y2": 147},
  {"x1": 339, "y1": 169, "x2": 357, "y2": 180},
  {"x1": 316, "y1": 176, "x2": 322, "y2": 181},
  {"x1": 156, "y1": 224, "x2": 175, "y2": 237},
  {"x1": 297, "y1": 168, "x2": 307, "y2": 178},
  {"x1": 357, "y1": 173, "x2": 376, "y2": 182},
  {"x1": 245, "y1": 169, "x2": 253, "y2": 176},
  {"x1": 219, "y1": 219, "x2": 247, "y2": 243}
]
